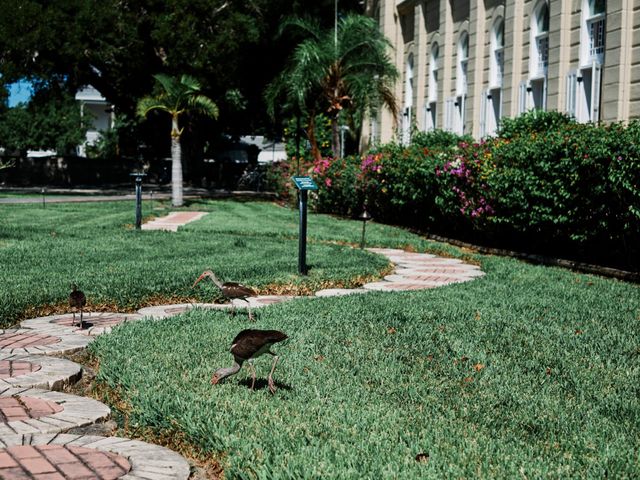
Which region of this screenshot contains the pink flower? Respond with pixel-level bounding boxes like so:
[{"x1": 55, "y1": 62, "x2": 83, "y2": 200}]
[{"x1": 325, "y1": 178, "x2": 332, "y2": 187}]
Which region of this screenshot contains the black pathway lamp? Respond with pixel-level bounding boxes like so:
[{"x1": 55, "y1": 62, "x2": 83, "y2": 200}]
[
  {"x1": 359, "y1": 205, "x2": 372, "y2": 249},
  {"x1": 130, "y1": 172, "x2": 147, "y2": 229}
]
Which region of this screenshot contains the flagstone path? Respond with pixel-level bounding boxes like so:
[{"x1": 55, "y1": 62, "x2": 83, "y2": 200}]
[{"x1": 0, "y1": 212, "x2": 484, "y2": 479}]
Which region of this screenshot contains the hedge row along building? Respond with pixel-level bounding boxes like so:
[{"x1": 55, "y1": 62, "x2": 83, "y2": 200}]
[{"x1": 364, "y1": 0, "x2": 638, "y2": 144}]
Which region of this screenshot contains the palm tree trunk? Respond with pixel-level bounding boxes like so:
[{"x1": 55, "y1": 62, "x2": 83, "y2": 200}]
[
  {"x1": 171, "y1": 115, "x2": 183, "y2": 207},
  {"x1": 307, "y1": 113, "x2": 322, "y2": 162},
  {"x1": 331, "y1": 115, "x2": 340, "y2": 158}
]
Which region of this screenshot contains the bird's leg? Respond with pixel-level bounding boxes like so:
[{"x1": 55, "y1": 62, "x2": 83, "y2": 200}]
[
  {"x1": 247, "y1": 362, "x2": 257, "y2": 390},
  {"x1": 72, "y1": 311, "x2": 76, "y2": 326},
  {"x1": 79, "y1": 308, "x2": 84, "y2": 329},
  {"x1": 267, "y1": 354, "x2": 280, "y2": 394},
  {"x1": 246, "y1": 299, "x2": 254, "y2": 321}
]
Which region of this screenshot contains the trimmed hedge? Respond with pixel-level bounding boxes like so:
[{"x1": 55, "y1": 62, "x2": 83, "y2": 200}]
[{"x1": 265, "y1": 112, "x2": 640, "y2": 270}]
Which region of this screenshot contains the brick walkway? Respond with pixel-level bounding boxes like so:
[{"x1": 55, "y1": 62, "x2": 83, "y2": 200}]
[
  {"x1": 141, "y1": 211, "x2": 207, "y2": 232},
  {"x1": 0, "y1": 213, "x2": 484, "y2": 479}
]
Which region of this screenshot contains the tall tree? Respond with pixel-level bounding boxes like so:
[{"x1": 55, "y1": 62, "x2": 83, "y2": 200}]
[
  {"x1": 137, "y1": 74, "x2": 218, "y2": 207},
  {"x1": 266, "y1": 14, "x2": 398, "y2": 159}
]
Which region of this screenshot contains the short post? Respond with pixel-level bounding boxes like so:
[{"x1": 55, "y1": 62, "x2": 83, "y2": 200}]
[
  {"x1": 130, "y1": 173, "x2": 147, "y2": 229},
  {"x1": 359, "y1": 207, "x2": 372, "y2": 249},
  {"x1": 292, "y1": 176, "x2": 319, "y2": 275},
  {"x1": 41, "y1": 187, "x2": 46, "y2": 209}
]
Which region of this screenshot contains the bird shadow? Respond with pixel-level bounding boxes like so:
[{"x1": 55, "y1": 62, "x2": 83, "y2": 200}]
[{"x1": 237, "y1": 378, "x2": 293, "y2": 392}]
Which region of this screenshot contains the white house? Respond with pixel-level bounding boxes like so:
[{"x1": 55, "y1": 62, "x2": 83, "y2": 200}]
[{"x1": 75, "y1": 85, "x2": 114, "y2": 157}]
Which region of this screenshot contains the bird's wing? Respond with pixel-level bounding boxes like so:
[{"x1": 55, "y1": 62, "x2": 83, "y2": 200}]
[
  {"x1": 223, "y1": 282, "x2": 257, "y2": 297},
  {"x1": 230, "y1": 329, "x2": 288, "y2": 360}
]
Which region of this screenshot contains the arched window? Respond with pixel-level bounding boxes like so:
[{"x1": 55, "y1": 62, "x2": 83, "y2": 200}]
[
  {"x1": 490, "y1": 19, "x2": 504, "y2": 89},
  {"x1": 531, "y1": 1, "x2": 549, "y2": 78},
  {"x1": 581, "y1": 0, "x2": 606, "y2": 66}
]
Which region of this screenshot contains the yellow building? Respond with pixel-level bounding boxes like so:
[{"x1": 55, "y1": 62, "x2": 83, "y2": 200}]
[{"x1": 365, "y1": 0, "x2": 639, "y2": 144}]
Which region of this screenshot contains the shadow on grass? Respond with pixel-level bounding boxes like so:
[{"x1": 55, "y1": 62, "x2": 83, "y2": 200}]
[{"x1": 237, "y1": 378, "x2": 293, "y2": 392}]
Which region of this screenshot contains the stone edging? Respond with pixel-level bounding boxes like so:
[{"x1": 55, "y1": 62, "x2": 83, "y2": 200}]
[
  {"x1": 0, "y1": 387, "x2": 110, "y2": 436},
  {"x1": 0, "y1": 433, "x2": 191, "y2": 479},
  {"x1": 0, "y1": 354, "x2": 82, "y2": 391}
]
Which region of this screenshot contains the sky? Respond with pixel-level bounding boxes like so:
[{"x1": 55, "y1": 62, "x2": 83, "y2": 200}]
[{"x1": 7, "y1": 80, "x2": 33, "y2": 107}]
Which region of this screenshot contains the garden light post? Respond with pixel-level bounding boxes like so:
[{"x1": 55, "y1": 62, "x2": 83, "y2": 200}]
[
  {"x1": 292, "y1": 176, "x2": 319, "y2": 275},
  {"x1": 130, "y1": 172, "x2": 147, "y2": 229},
  {"x1": 359, "y1": 207, "x2": 372, "y2": 249},
  {"x1": 41, "y1": 187, "x2": 46, "y2": 209}
]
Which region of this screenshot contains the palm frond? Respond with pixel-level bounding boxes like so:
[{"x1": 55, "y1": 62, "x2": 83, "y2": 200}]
[
  {"x1": 136, "y1": 96, "x2": 172, "y2": 118},
  {"x1": 187, "y1": 95, "x2": 219, "y2": 120}
]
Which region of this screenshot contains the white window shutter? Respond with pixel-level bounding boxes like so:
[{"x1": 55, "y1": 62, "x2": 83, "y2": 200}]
[
  {"x1": 566, "y1": 71, "x2": 577, "y2": 118},
  {"x1": 445, "y1": 97, "x2": 454, "y2": 132},
  {"x1": 480, "y1": 92, "x2": 487, "y2": 138},
  {"x1": 518, "y1": 81, "x2": 528, "y2": 115},
  {"x1": 591, "y1": 62, "x2": 602, "y2": 122},
  {"x1": 459, "y1": 94, "x2": 466, "y2": 134}
]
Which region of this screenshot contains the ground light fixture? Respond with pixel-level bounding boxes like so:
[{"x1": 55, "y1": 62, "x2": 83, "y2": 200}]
[
  {"x1": 359, "y1": 206, "x2": 372, "y2": 249},
  {"x1": 130, "y1": 172, "x2": 147, "y2": 229}
]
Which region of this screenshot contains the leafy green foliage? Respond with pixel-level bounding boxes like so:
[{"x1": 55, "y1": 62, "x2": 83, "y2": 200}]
[
  {"x1": 89, "y1": 228, "x2": 640, "y2": 477},
  {"x1": 0, "y1": 89, "x2": 86, "y2": 155},
  {"x1": 267, "y1": 115, "x2": 640, "y2": 269},
  {"x1": 266, "y1": 14, "x2": 398, "y2": 158}
]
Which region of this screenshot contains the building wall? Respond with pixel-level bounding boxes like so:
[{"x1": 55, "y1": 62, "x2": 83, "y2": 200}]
[{"x1": 364, "y1": 0, "x2": 640, "y2": 144}]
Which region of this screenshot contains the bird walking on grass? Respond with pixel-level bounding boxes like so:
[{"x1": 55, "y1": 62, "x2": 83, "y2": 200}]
[
  {"x1": 212, "y1": 329, "x2": 288, "y2": 394},
  {"x1": 68, "y1": 284, "x2": 86, "y2": 328},
  {"x1": 193, "y1": 270, "x2": 257, "y2": 320}
]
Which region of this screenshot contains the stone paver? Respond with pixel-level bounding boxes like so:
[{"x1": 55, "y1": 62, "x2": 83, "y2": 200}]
[
  {"x1": 0, "y1": 355, "x2": 82, "y2": 391},
  {"x1": 141, "y1": 211, "x2": 207, "y2": 232},
  {"x1": 137, "y1": 303, "x2": 229, "y2": 319},
  {"x1": 315, "y1": 288, "x2": 369, "y2": 297},
  {"x1": 0, "y1": 388, "x2": 110, "y2": 436},
  {"x1": 363, "y1": 248, "x2": 484, "y2": 292},
  {"x1": 0, "y1": 434, "x2": 190, "y2": 479},
  {"x1": 138, "y1": 296, "x2": 297, "y2": 319},
  {"x1": 0, "y1": 329, "x2": 90, "y2": 356},
  {"x1": 21, "y1": 313, "x2": 144, "y2": 337}
]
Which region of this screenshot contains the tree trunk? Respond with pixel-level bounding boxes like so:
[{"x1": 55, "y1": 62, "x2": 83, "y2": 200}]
[
  {"x1": 331, "y1": 115, "x2": 340, "y2": 158},
  {"x1": 307, "y1": 113, "x2": 323, "y2": 162},
  {"x1": 171, "y1": 115, "x2": 183, "y2": 207}
]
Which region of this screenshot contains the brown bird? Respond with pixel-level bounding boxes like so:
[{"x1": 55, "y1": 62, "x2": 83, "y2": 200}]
[
  {"x1": 193, "y1": 270, "x2": 257, "y2": 320},
  {"x1": 68, "y1": 284, "x2": 86, "y2": 328},
  {"x1": 212, "y1": 329, "x2": 288, "y2": 394}
]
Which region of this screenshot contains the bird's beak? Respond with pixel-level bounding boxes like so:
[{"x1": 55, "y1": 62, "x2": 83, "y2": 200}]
[
  {"x1": 211, "y1": 374, "x2": 220, "y2": 385},
  {"x1": 193, "y1": 272, "x2": 207, "y2": 288}
]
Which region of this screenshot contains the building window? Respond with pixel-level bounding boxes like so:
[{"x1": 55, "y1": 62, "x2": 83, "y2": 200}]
[
  {"x1": 484, "y1": 18, "x2": 504, "y2": 136},
  {"x1": 570, "y1": 0, "x2": 605, "y2": 122},
  {"x1": 402, "y1": 53, "x2": 414, "y2": 144},
  {"x1": 449, "y1": 32, "x2": 468, "y2": 135},
  {"x1": 425, "y1": 43, "x2": 439, "y2": 131},
  {"x1": 581, "y1": 0, "x2": 606, "y2": 66},
  {"x1": 526, "y1": 1, "x2": 549, "y2": 111},
  {"x1": 490, "y1": 19, "x2": 504, "y2": 89}
]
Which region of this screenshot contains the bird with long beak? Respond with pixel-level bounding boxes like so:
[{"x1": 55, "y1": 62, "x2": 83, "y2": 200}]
[
  {"x1": 193, "y1": 270, "x2": 257, "y2": 320},
  {"x1": 212, "y1": 329, "x2": 288, "y2": 394}
]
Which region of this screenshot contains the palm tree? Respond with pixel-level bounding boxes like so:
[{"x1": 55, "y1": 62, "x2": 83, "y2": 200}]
[
  {"x1": 137, "y1": 74, "x2": 218, "y2": 207},
  {"x1": 266, "y1": 14, "x2": 398, "y2": 160}
]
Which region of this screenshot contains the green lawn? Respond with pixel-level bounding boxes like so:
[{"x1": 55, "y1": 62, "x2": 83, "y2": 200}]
[{"x1": 2, "y1": 199, "x2": 639, "y2": 478}]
